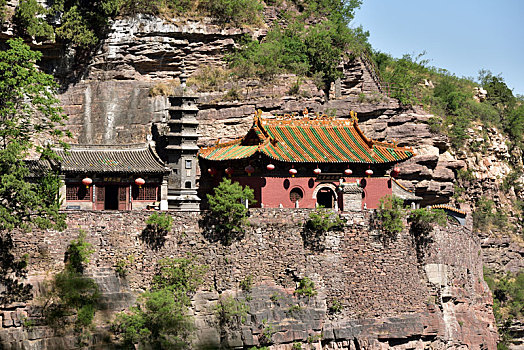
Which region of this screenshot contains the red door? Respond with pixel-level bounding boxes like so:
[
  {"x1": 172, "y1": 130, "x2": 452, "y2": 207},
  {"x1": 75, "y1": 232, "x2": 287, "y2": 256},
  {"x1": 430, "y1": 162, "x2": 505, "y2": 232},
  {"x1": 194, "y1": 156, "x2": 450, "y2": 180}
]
[
  {"x1": 95, "y1": 185, "x2": 105, "y2": 210},
  {"x1": 118, "y1": 185, "x2": 128, "y2": 210}
]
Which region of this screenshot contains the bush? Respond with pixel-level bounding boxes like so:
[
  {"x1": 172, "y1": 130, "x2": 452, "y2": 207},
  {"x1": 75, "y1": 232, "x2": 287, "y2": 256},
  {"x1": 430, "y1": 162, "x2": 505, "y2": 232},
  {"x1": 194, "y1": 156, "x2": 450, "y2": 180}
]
[
  {"x1": 302, "y1": 206, "x2": 344, "y2": 251},
  {"x1": 187, "y1": 66, "x2": 230, "y2": 92},
  {"x1": 294, "y1": 277, "x2": 317, "y2": 298},
  {"x1": 205, "y1": 178, "x2": 255, "y2": 245},
  {"x1": 239, "y1": 274, "x2": 254, "y2": 293},
  {"x1": 66, "y1": 230, "x2": 95, "y2": 274},
  {"x1": 328, "y1": 298, "x2": 343, "y2": 314},
  {"x1": 45, "y1": 232, "x2": 99, "y2": 332},
  {"x1": 484, "y1": 268, "x2": 524, "y2": 348},
  {"x1": 408, "y1": 208, "x2": 446, "y2": 262},
  {"x1": 14, "y1": 0, "x2": 54, "y2": 40},
  {"x1": 375, "y1": 195, "x2": 405, "y2": 240},
  {"x1": 214, "y1": 296, "x2": 249, "y2": 327},
  {"x1": 112, "y1": 256, "x2": 206, "y2": 349},
  {"x1": 141, "y1": 212, "x2": 173, "y2": 250},
  {"x1": 198, "y1": 0, "x2": 264, "y2": 26}
]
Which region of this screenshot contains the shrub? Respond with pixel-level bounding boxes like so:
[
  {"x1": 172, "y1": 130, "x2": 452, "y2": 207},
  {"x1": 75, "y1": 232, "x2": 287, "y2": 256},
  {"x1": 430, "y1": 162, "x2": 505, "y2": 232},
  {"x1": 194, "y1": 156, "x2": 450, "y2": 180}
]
[
  {"x1": 141, "y1": 212, "x2": 173, "y2": 250},
  {"x1": 112, "y1": 257, "x2": 206, "y2": 349},
  {"x1": 408, "y1": 208, "x2": 446, "y2": 262},
  {"x1": 149, "y1": 80, "x2": 180, "y2": 97},
  {"x1": 426, "y1": 116, "x2": 443, "y2": 134},
  {"x1": 484, "y1": 268, "x2": 524, "y2": 348},
  {"x1": 294, "y1": 277, "x2": 317, "y2": 298},
  {"x1": 328, "y1": 298, "x2": 343, "y2": 314},
  {"x1": 187, "y1": 66, "x2": 230, "y2": 92},
  {"x1": 66, "y1": 230, "x2": 95, "y2": 274},
  {"x1": 375, "y1": 195, "x2": 405, "y2": 240},
  {"x1": 214, "y1": 296, "x2": 249, "y2": 327},
  {"x1": 14, "y1": 0, "x2": 54, "y2": 40},
  {"x1": 115, "y1": 255, "x2": 135, "y2": 278},
  {"x1": 44, "y1": 232, "x2": 99, "y2": 332},
  {"x1": 239, "y1": 274, "x2": 254, "y2": 293},
  {"x1": 198, "y1": 0, "x2": 264, "y2": 26},
  {"x1": 205, "y1": 178, "x2": 255, "y2": 245},
  {"x1": 302, "y1": 206, "x2": 344, "y2": 251}
]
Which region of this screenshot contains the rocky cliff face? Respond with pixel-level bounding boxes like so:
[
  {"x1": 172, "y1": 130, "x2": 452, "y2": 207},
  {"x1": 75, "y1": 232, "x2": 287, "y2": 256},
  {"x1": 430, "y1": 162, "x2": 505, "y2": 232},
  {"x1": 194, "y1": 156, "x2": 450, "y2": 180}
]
[{"x1": 1, "y1": 8, "x2": 522, "y2": 349}]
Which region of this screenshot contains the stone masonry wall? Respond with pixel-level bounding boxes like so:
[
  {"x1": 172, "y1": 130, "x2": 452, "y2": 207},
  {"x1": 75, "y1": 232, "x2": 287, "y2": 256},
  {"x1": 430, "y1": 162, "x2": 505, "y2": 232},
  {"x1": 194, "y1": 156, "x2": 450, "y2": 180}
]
[{"x1": 1, "y1": 209, "x2": 497, "y2": 349}]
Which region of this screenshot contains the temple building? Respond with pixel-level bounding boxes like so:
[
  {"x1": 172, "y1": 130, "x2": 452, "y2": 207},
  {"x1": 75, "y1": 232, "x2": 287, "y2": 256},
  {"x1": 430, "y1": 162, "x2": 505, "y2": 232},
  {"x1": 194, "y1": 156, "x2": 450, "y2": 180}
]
[
  {"x1": 199, "y1": 110, "x2": 421, "y2": 210},
  {"x1": 56, "y1": 144, "x2": 169, "y2": 210}
]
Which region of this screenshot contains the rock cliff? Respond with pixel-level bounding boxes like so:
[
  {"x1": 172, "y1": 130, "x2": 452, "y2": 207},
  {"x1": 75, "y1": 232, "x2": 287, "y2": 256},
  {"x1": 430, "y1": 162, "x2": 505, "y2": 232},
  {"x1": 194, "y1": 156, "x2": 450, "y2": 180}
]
[{"x1": 1, "y1": 7, "x2": 522, "y2": 349}]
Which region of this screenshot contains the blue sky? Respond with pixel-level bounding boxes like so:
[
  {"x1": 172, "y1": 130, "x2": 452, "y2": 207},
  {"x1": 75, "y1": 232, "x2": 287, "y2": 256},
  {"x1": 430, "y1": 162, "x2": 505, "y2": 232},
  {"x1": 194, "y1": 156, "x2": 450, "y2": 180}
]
[{"x1": 352, "y1": 0, "x2": 524, "y2": 95}]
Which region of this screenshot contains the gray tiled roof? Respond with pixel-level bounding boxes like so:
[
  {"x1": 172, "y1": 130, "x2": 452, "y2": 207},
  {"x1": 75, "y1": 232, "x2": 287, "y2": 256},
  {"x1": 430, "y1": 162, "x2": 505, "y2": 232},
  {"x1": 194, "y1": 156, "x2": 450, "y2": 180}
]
[
  {"x1": 55, "y1": 144, "x2": 168, "y2": 174},
  {"x1": 25, "y1": 159, "x2": 53, "y2": 177}
]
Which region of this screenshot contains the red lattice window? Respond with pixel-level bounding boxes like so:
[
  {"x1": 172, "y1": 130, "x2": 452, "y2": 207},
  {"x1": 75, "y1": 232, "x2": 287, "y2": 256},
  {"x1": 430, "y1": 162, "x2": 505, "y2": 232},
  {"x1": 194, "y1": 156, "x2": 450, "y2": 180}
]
[
  {"x1": 66, "y1": 184, "x2": 91, "y2": 201},
  {"x1": 132, "y1": 185, "x2": 159, "y2": 201}
]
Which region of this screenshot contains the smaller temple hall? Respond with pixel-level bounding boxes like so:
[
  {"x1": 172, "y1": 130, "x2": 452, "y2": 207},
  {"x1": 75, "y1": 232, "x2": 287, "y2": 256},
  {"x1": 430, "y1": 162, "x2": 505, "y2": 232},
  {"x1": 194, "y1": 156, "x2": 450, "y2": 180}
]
[
  {"x1": 199, "y1": 110, "x2": 421, "y2": 210},
  {"x1": 56, "y1": 144, "x2": 169, "y2": 210}
]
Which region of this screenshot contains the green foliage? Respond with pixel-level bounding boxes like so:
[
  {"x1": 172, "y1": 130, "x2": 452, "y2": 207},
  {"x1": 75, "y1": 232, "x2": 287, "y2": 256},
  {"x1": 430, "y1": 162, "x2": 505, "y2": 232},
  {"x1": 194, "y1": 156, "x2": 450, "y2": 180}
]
[
  {"x1": 408, "y1": 208, "x2": 447, "y2": 262},
  {"x1": 328, "y1": 298, "x2": 343, "y2": 314},
  {"x1": 302, "y1": 206, "x2": 344, "y2": 251},
  {"x1": 214, "y1": 295, "x2": 249, "y2": 327},
  {"x1": 227, "y1": 1, "x2": 368, "y2": 94},
  {"x1": 426, "y1": 116, "x2": 443, "y2": 134},
  {"x1": 0, "y1": 38, "x2": 68, "y2": 304},
  {"x1": 66, "y1": 230, "x2": 95, "y2": 274},
  {"x1": 239, "y1": 274, "x2": 254, "y2": 293},
  {"x1": 0, "y1": 0, "x2": 6, "y2": 22},
  {"x1": 115, "y1": 255, "x2": 135, "y2": 278},
  {"x1": 260, "y1": 319, "x2": 276, "y2": 345},
  {"x1": 13, "y1": 0, "x2": 120, "y2": 47},
  {"x1": 472, "y1": 196, "x2": 508, "y2": 232},
  {"x1": 307, "y1": 333, "x2": 323, "y2": 343},
  {"x1": 286, "y1": 304, "x2": 304, "y2": 317},
  {"x1": 294, "y1": 277, "x2": 317, "y2": 298},
  {"x1": 146, "y1": 212, "x2": 174, "y2": 232},
  {"x1": 141, "y1": 212, "x2": 173, "y2": 250},
  {"x1": 205, "y1": 178, "x2": 255, "y2": 245},
  {"x1": 45, "y1": 233, "x2": 99, "y2": 332},
  {"x1": 151, "y1": 257, "x2": 207, "y2": 297},
  {"x1": 375, "y1": 195, "x2": 405, "y2": 240},
  {"x1": 113, "y1": 256, "x2": 206, "y2": 349},
  {"x1": 199, "y1": 0, "x2": 264, "y2": 26},
  {"x1": 292, "y1": 342, "x2": 303, "y2": 350},
  {"x1": 14, "y1": 0, "x2": 54, "y2": 40},
  {"x1": 484, "y1": 268, "x2": 524, "y2": 348}
]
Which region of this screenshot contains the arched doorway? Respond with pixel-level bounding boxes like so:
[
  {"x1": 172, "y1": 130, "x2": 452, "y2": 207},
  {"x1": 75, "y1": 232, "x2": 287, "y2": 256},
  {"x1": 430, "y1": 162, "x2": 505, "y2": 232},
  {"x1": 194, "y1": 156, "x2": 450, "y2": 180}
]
[{"x1": 313, "y1": 184, "x2": 338, "y2": 209}]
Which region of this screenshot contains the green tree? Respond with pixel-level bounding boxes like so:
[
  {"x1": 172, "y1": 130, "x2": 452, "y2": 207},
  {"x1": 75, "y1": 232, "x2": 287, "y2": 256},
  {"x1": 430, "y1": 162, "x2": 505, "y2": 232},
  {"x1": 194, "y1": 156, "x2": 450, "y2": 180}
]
[
  {"x1": 375, "y1": 195, "x2": 405, "y2": 240},
  {"x1": 14, "y1": 0, "x2": 55, "y2": 41},
  {"x1": 0, "y1": 38, "x2": 69, "y2": 304},
  {"x1": 112, "y1": 256, "x2": 207, "y2": 349},
  {"x1": 44, "y1": 232, "x2": 99, "y2": 332},
  {"x1": 198, "y1": 0, "x2": 264, "y2": 26},
  {"x1": 205, "y1": 178, "x2": 255, "y2": 245}
]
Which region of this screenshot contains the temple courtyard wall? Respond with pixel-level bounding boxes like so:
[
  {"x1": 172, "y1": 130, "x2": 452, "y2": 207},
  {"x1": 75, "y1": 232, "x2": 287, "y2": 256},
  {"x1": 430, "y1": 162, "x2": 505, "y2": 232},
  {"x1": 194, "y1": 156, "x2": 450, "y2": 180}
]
[{"x1": 1, "y1": 209, "x2": 497, "y2": 349}]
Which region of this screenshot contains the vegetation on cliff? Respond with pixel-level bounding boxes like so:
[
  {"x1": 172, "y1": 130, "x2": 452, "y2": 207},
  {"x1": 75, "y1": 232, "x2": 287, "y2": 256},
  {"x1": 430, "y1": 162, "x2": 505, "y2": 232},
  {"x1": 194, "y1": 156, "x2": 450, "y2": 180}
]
[
  {"x1": 0, "y1": 38, "x2": 68, "y2": 304},
  {"x1": 204, "y1": 178, "x2": 255, "y2": 245},
  {"x1": 484, "y1": 268, "x2": 524, "y2": 349},
  {"x1": 44, "y1": 232, "x2": 100, "y2": 337},
  {"x1": 228, "y1": 0, "x2": 369, "y2": 96},
  {"x1": 112, "y1": 256, "x2": 207, "y2": 349},
  {"x1": 372, "y1": 52, "x2": 523, "y2": 156}
]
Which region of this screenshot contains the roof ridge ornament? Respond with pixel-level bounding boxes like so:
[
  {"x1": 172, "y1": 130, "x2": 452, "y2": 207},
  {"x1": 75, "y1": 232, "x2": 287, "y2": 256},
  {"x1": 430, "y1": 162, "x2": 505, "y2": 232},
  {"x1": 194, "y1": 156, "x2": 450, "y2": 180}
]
[{"x1": 350, "y1": 110, "x2": 358, "y2": 123}]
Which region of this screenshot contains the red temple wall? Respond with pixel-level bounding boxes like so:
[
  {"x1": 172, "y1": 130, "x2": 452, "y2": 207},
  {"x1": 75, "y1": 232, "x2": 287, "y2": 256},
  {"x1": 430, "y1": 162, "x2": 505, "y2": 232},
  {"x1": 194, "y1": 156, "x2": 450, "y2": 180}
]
[
  {"x1": 361, "y1": 177, "x2": 393, "y2": 209},
  {"x1": 229, "y1": 176, "x2": 394, "y2": 210}
]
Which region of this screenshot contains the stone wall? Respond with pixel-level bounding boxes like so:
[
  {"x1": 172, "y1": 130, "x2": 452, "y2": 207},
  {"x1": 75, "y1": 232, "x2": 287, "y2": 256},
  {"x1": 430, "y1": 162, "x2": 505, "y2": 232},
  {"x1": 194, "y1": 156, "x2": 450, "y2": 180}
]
[{"x1": 1, "y1": 209, "x2": 497, "y2": 349}]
